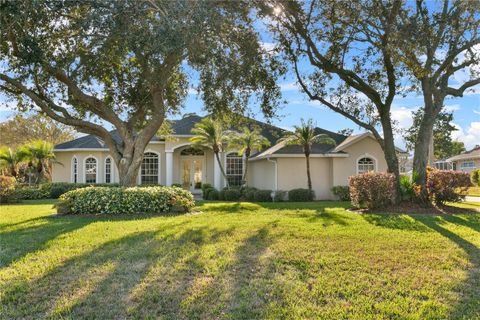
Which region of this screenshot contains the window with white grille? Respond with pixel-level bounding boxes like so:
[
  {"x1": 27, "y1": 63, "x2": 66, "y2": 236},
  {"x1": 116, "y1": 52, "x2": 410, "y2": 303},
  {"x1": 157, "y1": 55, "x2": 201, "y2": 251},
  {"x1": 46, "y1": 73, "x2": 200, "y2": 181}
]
[{"x1": 141, "y1": 152, "x2": 159, "y2": 184}]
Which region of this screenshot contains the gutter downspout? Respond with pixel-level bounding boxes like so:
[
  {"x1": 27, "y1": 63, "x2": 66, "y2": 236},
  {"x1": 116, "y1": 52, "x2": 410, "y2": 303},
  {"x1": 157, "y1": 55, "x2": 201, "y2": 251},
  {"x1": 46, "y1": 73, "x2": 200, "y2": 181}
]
[{"x1": 267, "y1": 156, "x2": 278, "y2": 201}]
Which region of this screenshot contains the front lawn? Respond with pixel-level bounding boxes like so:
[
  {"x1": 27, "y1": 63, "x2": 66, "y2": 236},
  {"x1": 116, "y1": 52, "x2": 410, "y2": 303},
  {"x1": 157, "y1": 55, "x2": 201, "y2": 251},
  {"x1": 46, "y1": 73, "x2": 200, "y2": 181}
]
[{"x1": 1, "y1": 200, "x2": 479, "y2": 319}]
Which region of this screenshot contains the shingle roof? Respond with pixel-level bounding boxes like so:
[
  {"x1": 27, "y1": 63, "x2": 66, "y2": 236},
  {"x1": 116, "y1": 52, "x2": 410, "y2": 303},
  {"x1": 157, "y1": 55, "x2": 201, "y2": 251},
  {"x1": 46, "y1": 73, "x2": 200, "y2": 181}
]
[
  {"x1": 447, "y1": 146, "x2": 480, "y2": 161},
  {"x1": 54, "y1": 114, "x2": 286, "y2": 150}
]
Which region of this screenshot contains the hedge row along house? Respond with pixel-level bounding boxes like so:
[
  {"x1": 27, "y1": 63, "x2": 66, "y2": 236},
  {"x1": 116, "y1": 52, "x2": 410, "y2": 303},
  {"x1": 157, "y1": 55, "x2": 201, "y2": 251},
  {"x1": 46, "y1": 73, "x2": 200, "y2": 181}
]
[{"x1": 52, "y1": 114, "x2": 407, "y2": 200}]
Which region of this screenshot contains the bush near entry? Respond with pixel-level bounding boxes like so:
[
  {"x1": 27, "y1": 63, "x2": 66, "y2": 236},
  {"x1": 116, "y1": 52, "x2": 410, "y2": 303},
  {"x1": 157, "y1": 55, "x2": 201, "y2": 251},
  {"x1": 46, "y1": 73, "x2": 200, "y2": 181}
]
[{"x1": 56, "y1": 186, "x2": 195, "y2": 215}]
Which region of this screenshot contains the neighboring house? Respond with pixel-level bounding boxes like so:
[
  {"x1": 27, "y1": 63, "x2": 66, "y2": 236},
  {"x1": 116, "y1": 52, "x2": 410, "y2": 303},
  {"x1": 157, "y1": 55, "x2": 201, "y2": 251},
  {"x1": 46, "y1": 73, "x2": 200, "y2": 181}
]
[
  {"x1": 52, "y1": 114, "x2": 406, "y2": 200},
  {"x1": 446, "y1": 146, "x2": 480, "y2": 174}
]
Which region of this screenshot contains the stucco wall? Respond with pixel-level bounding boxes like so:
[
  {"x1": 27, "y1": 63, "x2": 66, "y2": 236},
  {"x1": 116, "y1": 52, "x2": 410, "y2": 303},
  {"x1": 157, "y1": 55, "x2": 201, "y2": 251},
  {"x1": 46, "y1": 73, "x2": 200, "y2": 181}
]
[
  {"x1": 275, "y1": 157, "x2": 333, "y2": 200},
  {"x1": 453, "y1": 158, "x2": 480, "y2": 174},
  {"x1": 332, "y1": 136, "x2": 388, "y2": 186},
  {"x1": 247, "y1": 159, "x2": 276, "y2": 190}
]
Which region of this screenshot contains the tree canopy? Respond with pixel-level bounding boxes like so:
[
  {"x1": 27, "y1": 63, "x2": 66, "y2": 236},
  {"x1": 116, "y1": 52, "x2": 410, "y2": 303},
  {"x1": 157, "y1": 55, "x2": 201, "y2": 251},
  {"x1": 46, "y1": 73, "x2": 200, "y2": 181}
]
[
  {"x1": 0, "y1": 0, "x2": 281, "y2": 185},
  {"x1": 0, "y1": 113, "x2": 76, "y2": 148}
]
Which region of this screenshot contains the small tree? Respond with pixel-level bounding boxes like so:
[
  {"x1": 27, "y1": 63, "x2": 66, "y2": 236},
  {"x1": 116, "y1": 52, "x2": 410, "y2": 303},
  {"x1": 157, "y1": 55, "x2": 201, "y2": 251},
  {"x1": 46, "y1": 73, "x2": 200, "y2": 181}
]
[
  {"x1": 278, "y1": 119, "x2": 335, "y2": 192},
  {"x1": 228, "y1": 127, "x2": 270, "y2": 186},
  {"x1": 191, "y1": 118, "x2": 230, "y2": 188},
  {"x1": 0, "y1": 147, "x2": 24, "y2": 178},
  {"x1": 20, "y1": 140, "x2": 57, "y2": 183}
]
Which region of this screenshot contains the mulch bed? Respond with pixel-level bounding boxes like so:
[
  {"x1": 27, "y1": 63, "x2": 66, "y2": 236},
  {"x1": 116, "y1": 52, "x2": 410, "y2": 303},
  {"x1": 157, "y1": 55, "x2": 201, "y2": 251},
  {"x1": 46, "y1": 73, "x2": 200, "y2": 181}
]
[{"x1": 349, "y1": 202, "x2": 480, "y2": 215}]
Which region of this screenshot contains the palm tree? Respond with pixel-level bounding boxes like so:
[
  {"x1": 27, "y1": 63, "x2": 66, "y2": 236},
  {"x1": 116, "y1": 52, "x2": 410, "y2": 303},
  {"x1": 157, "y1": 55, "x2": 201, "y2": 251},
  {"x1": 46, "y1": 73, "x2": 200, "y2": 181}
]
[
  {"x1": 0, "y1": 147, "x2": 24, "y2": 177},
  {"x1": 190, "y1": 117, "x2": 230, "y2": 187},
  {"x1": 278, "y1": 119, "x2": 335, "y2": 192},
  {"x1": 21, "y1": 140, "x2": 57, "y2": 183},
  {"x1": 228, "y1": 127, "x2": 270, "y2": 186}
]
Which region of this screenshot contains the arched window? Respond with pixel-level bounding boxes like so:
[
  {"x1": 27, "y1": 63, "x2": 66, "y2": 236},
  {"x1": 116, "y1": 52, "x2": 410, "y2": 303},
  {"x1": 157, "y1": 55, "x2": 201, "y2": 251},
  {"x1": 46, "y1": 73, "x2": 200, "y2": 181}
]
[
  {"x1": 180, "y1": 147, "x2": 204, "y2": 156},
  {"x1": 105, "y1": 157, "x2": 112, "y2": 183},
  {"x1": 85, "y1": 157, "x2": 97, "y2": 183},
  {"x1": 72, "y1": 157, "x2": 78, "y2": 183},
  {"x1": 226, "y1": 153, "x2": 243, "y2": 186},
  {"x1": 357, "y1": 157, "x2": 375, "y2": 174},
  {"x1": 141, "y1": 152, "x2": 159, "y2": 184}
]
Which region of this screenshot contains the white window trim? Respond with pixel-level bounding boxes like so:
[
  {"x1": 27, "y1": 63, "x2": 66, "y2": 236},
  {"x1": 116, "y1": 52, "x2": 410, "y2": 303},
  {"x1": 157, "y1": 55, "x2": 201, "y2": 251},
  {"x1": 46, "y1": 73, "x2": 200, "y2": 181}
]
[
  {"x1": 460, "y1": 161, "x2": 476, "y2": 169},
  {"x1": 84, "y1": 155, "x2": 99, "y2": 184},
  {"x1": 104, "y1": 156, "x2": 114, "y2": 183},
  {"x1": 225, "y1": 151, "x2": 244, "y2": 186},
  {"x1": 138, "y1": 150, "x2": 161, "y2": 185},
  {"x1": 356, "y1": 153, "x2": 377, "y2": 174},
  {"x1": 71, "y1": 156, "x2": 78, "y2": 183}
]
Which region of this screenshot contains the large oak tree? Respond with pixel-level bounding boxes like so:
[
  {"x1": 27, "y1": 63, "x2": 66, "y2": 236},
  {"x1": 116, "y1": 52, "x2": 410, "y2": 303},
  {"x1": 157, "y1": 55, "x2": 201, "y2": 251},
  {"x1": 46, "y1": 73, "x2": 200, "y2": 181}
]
[
  {"x1": 396, "y1": 0, "x2": 479, "y2": 188},
  {"x1": 259, "y1": 0, "x2": 405, "y2": 202},
  {"x1": 0, "y1": 0, "x2": 280, "y2": 186}
]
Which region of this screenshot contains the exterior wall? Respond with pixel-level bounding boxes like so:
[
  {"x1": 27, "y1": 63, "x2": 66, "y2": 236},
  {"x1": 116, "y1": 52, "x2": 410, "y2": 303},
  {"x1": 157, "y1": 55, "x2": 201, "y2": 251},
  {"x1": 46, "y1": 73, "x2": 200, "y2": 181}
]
[
  {"x1": 276, "y1": 157, "x2": 333, "y2": 200},
  {"x1": 332, "y1": 136, "x2": 388, "y2": 187},
  {"x1": 52, "y1": 150, "x2": 116, "y2": 184},
  {"x1": 247, "y1": 159, "x2": 276, "y2": 190},
  {"x1": 452, "y1": 158, "x2": 479, "y2": 174}
]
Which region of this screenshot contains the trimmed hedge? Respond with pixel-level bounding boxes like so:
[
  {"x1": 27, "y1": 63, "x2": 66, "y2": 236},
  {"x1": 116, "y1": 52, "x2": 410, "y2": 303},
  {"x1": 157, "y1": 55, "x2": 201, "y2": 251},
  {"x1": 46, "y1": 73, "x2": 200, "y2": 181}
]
[
  {"x1": 273, "y1": 190, "x2": 287, "y2": 202},
  {"x1": 253, "y1": 189, "x2": 272, "y2": 202},
  {"x1": 331, "y1": 186, "x2": 350, "y2": 201},
  {"x1": 56, "y1": 186, "x2": 195, "y2": 215},
  {"x1": 0, "y1": 176, "x2": 17, "y2": 203},
  {"x1": 207, "y1": 190, "x2": 219, "y2": 200},
  {"x1": 288, "y1": 188, "x2": 314, "y2": 202},
  {"x1": 349, "y1": 172, "x2": 395, "y2": 209},
  {"x1": 14, "y1": 182, "x2": 119, "y2": 200},
  {"x1": 224, "y1": 189, "x2": 241, "y2": 201}
]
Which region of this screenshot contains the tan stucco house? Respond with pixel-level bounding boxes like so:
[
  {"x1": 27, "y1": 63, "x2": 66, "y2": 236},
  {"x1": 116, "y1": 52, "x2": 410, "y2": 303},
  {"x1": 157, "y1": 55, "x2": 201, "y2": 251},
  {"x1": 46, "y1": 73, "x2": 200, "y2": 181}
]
[
  {"x1": 446, "y1": 146, "x2": 480, "y2": 174},
  {"x1": 52, "y1": 114, "x2": 404, "y2": 200}
]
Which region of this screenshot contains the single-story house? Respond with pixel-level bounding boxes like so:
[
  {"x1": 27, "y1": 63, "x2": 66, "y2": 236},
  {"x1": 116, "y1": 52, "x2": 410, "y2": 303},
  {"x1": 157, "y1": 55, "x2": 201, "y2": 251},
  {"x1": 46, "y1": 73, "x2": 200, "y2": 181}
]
[
  {"x1": 446, "y1": 146, "x2": 480, "y2": 173},
  {"x1": 52, "y1": 114, "x2": 405, "y2": 200}
]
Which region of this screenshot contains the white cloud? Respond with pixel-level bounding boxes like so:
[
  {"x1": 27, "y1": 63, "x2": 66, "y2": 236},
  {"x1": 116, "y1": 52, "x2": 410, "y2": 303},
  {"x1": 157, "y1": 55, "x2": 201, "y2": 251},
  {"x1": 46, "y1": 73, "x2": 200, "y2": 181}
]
[
  {"x1": 260, "y1": 42, "x2": 276, "y2": 52},
  {"x1": 473, "y1": 108, "x2": 480, "y2": 115},
  {"x1": 443, "y1": 104, "x2": 461, "y2": 112},
  {"x1": 391, "y1": 106, "x2": 416, "y2": 129},
  {"x1": 279, "y1": 82, "x2": 299, "y2": 92},
  {"x1": 451, "y1": 122, "x2": 480, "y2": 149}
]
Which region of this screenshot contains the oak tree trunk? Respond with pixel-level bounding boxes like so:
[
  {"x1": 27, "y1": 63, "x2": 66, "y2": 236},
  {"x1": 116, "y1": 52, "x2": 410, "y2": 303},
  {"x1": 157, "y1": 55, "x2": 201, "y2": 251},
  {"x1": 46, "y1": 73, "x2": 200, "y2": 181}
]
[{"x1": 379, "y1": 117, "x2": 401, "y2": 204}]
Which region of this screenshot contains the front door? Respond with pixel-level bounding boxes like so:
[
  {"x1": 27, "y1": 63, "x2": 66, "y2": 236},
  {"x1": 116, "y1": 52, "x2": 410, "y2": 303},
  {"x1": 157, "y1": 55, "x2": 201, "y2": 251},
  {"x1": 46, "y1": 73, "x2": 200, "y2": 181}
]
[{"x1": 181, "y1": 158, "x2": 203, "y2": 193}]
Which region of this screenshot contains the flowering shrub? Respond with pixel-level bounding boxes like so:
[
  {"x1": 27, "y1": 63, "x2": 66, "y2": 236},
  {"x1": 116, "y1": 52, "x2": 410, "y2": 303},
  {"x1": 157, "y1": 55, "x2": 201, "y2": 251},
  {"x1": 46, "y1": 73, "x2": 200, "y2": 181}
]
[
  {"x1": 0, "y1": 175, "x2": 17, "y2": 203},
  {"x1": 349, "y1": 172, "x2": 395, "y2": 209},
  {"x1": 57, "y1": 186, "x2": 195, "y2": 215},
  {"x1": 426, "y1": 168, "x2": 471, "y2": 204}
]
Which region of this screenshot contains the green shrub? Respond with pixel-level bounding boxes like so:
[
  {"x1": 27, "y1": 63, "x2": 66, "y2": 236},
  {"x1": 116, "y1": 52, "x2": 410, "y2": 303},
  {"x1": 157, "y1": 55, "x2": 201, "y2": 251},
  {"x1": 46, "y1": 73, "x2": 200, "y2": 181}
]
[
  {"x1": 207, "y1": 190, "x2": 219, "y2": 200},
  {"x1": 471, "y1": 169, "x2": 480, "y2": 186},
  {"x1": 253, "y1": 189, "x2": 272, "y2": 202},
  {"x1": 218, "y1": 190, "x2": 225, "y2": 201},
  {"x1": 426, "y1": 168, "x2": 471, "y2": 204},
  {"x1": 14, "y1": 182, "x2": 119, "y2": 200},
  {"x1": 203, "y1": 188, "x2": 215, "y2": 199},
  {"x1": 273, "y1": 190, "x2": 287, "y2": 202},
  {"x1": 288, "y1": 188, "x2": 314, "y2": 202},
  {"x1": 57, "y1": 186, "x2": 195, "y2": 215},
  {"x1": 349, "y1": 172, "x2": 395, "y2": 209},
  {"x1": 171, "y1": 183, "x2": 182, "y2": 188},
  {"x1": 201, "y1": 183, "x2": 213, "y2": 198},
  {"x1": 331, "y1": 186, "x2": 350, "y2": 201},
  {"x1": 399, "y1": 175, "x2": 414, "y2": 201},
  {"x1": 224, "y1": 189, "x2": 241, "y2": 201},
  {"x1": 0, "y1": 175, "x2": 17, "y2": 203},
  {"x1": 245, "y1": 189, "x2": 256, "y2": 201}
]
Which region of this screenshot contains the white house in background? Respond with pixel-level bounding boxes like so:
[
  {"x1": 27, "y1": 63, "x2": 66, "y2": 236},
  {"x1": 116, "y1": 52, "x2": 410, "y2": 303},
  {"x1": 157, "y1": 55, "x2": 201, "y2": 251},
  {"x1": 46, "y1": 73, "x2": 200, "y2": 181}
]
[
  {"x1": 52, "y1": 114, "x2": 407, "y2": 200},
  {"x1": 446, "y1": 146, "x2": 480, "y2": 174}
]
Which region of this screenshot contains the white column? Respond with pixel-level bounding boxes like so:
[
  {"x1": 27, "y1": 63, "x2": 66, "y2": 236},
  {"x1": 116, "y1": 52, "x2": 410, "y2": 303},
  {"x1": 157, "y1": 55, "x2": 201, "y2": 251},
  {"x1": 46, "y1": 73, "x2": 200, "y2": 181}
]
[
  {"x1": 166, "y1": 151, "x2": 173, "y2": 186},
  {"x1": 214, "y1": 152, "x2": 222, "y2": 190}
]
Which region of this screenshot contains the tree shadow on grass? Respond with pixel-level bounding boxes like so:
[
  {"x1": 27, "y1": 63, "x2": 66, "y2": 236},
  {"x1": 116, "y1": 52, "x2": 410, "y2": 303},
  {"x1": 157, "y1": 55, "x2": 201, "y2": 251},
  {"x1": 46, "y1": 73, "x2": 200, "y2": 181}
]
[
  {"x1": 412, "y1": 216, "x2": 480, "y2": 319},
  {"x1": 0, "y1": 215, "x2": 92, "y2": 268},
  {"x1": 361, "y1": 214, "x2": 431, "y2": 232},
  {"x1": 1, "y1": 222, "x2": 237, "y2": 319}
]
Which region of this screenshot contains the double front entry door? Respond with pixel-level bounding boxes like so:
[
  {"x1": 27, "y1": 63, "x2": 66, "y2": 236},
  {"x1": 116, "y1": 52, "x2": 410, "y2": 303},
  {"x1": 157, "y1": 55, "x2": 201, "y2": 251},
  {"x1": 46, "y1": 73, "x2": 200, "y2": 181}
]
[{"x1": 181, "y1": 158, "x2": 203, "y2": 193}]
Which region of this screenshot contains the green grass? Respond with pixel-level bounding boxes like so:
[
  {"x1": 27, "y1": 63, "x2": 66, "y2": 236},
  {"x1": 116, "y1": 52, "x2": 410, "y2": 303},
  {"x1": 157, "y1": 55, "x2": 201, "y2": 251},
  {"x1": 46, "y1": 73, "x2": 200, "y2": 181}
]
[
  {"x1": 462, "y1": 187, "x2": 480, "y2": 197},
  {"x1": 1, "y1": 200, "x2": 479, "y2": 319}
]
